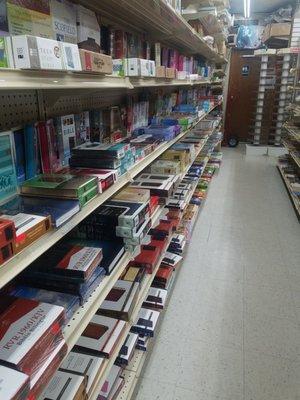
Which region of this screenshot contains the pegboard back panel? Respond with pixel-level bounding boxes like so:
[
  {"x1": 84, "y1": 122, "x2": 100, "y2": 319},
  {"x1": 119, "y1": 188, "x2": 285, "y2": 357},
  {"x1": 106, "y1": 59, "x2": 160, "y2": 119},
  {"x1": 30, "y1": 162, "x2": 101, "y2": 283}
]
[
  {"x1": 42, "y1": 88, "x2": 130, "y2": 119},
  {"x1": 0, "y1": 90, "x2": 40, "y2": 131}
]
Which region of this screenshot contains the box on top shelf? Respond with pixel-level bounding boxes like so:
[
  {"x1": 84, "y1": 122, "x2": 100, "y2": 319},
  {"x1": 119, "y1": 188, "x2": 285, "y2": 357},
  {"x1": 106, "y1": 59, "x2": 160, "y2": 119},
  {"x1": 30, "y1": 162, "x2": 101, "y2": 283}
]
[
  {"x1": 51, "y1": 0, "x2": 77, "y2": 43},
  {"x1": 76, "y1": 4, "x2": 101, "y2": 53},
  {"x1": 0, "y1": 37, "x2": 14, "y2": 68},
  {"x1": 7, "y1": 0, "x2": 53, "y2": 38},
  {"x1": 79, "y1": 49, "x2": 113, "y2": 74}
]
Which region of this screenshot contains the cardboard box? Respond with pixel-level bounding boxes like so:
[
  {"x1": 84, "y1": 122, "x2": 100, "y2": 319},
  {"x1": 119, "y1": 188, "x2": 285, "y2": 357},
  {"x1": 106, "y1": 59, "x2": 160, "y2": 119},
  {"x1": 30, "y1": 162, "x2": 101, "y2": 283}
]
[
  {"x1": 166, "y1": 67, "x2": 176, "y2": 79},
  {"x1": 79, "y1": 49, "x2": 112, "y2": 74},
  {"x1": 12, "y1": 35, "x2": 64, "y2": 70},
  {"x1": 156, "y1": 65, "x2": 166, "y2": 78},
  {"x1": 262, "y1": 23, "x2": 291, "y2": 43},
  {"x1": 140, "y1": 59, "x2": 150, "y2": 76}
]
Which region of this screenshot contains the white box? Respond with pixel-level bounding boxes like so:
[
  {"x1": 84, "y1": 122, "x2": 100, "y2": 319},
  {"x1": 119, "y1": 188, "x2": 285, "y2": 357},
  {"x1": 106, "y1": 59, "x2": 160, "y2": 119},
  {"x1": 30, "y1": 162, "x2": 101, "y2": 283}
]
[
  {"x1": 12, "y1": 35, "x2": 64, "y2": 70},
  {"x1": 125, "y1": 58, "x2": 141, "y2": 76},
  {"x1": 140, "y1": 59, "x2": 150, "y2": 77},
  {"x1": 60, "y1": 42, "x2": 82, "y2": 70},
  {"x1": 177, "y1": 71, "x2": 187, "y2": 80},
  {"x1": 246, "y1": 144, "x2": 268, "y2": 156}
]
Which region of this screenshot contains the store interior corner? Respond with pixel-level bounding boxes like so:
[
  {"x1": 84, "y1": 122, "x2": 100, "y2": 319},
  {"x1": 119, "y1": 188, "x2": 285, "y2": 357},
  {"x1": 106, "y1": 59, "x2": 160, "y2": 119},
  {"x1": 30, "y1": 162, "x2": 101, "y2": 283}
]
[{"x1": 0, "y1": 0, "x2": 299, "y2": 399}]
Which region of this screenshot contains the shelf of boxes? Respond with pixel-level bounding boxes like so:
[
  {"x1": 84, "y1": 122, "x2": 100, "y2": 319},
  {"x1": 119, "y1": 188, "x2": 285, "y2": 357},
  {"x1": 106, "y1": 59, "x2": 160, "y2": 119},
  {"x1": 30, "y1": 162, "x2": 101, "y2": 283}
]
[
  {"x1": 277, "y1": 166, "x2": 300, "y2": 218},
  {"x1": 115, "y1": 149, "x2": 222, "y2": 400},
  {"x1": 77, "y1": 0, "x2": 227, "y2": 64},
  {"x1": 0, "y1": 102, "x2": 222, "y2": 290},
  {"x1": 0, "y1": 68, "x2": 214, "y2": 90}
]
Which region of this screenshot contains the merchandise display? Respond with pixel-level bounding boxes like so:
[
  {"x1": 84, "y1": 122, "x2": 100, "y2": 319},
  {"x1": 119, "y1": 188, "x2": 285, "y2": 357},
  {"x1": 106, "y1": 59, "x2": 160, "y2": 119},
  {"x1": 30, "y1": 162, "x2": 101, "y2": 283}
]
[{"x1": 0, "y1": 0, "x2": 227, "y2": 398}]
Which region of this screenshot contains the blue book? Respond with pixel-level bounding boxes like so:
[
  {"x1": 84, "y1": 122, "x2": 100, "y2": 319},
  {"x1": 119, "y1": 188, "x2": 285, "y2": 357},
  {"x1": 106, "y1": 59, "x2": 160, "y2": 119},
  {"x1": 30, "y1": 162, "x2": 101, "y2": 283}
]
[
  {"x1": 24, "y1": 124, "x2": 38, "y2": 179},
  {"x1": 9, "y1": 285, "x2": 80, "y2": 323},
  {"x1": 0, "y1": 196, "x2": 80, "y2": 228},
  {"x1": 13, "y1": 129, "x2": 26, "y2": 184}
]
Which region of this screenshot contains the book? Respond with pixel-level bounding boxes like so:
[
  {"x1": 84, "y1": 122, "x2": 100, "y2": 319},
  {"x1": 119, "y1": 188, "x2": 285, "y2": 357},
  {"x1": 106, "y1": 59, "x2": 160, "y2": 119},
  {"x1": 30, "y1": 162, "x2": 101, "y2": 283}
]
[
  {"x1": 112, "y1": 187, "x2": 150, "y2": 203},
  {"x1": 7, "y1": 0, "x2": 53, "y2": 38},
  {"x1": 120, "y1": 265, "x2": 146, "y2": 286},
  {"x1": 143, "y1": 287, "x2": 167, "y2": 310},
  {"x1": 0, "y1": 36, "x2": 13, "y2": 67},
  {"x1": 50, "y1": 0, "x2": 77, "y2": 43},
  {"x1": 0, "y1": 218, "x2": 16, "y2": 248},
  {"x1": 72, "y1": 142, "x2": 127, "y2": 159},
  {"x1": 20, "y1": 174, "x2": 97, "y2": 200},
  {"x1": 29, "y1": 339, "x2": 67, "y2": 399},
  {"x1": 99, "y1": 365, "x2": 122, "y2": 400},
  {"x1": 13, "y1": 129, "x2": 26, "y2": 185},
  {"x1": 74, "y1": 315, "x2": 126, "y2": 358},
  {"x1": 0, "y1": 365, "x2": 30, "y2": 400},
  {"x1": 39, "y1": 370, "x2": 86, "y2": 400},
  {"x1": 60, "y1": 351, "x2": 105, "y2": 394},
  {"x1": 153, "y1": 265, "x2": 173, "y2": 289},
  {"x1": 24, "y1": 124, "x2": 38, "y2": 179},
  {"x1": 74, "y1": 111, "x2": 90, "y2": 145},
  {"x1": 0, "y1": 212, "x2": 51, "y2": 253},
  {"x1": 0, "y1": 131, "x2": 18, "y2": 204},
  {"x1": 129, "y1": 245, "x2": 161, "y2": 274},
  {"x1": 97, "y1": 280, "x2": 139, "y2": 321},
  {"x1": 116, "y1": 332, "x2": 138, "y2": 366},
  {"x1": 54, "y1": 114, "x2": 76, "y2": 166},
  {"x1": 8, "y1": 285, "x2": 80, "y2": 323},
  {"x1": 131, "y1": 307, "x2": 160, "y2": 337},
  {"x1": 0, "y1": 295, "x2": 65, "y2": 378},
  {"x1": 0, "y1": 0, "x2": 9, "y2": 36}
]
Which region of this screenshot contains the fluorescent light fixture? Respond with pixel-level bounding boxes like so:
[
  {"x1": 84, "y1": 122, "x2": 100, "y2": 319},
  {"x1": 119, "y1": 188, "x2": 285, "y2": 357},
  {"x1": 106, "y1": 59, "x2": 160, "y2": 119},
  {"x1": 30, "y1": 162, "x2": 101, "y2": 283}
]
[{"x1": 244, "y1": 0, "x2": 251, "y2": 18}]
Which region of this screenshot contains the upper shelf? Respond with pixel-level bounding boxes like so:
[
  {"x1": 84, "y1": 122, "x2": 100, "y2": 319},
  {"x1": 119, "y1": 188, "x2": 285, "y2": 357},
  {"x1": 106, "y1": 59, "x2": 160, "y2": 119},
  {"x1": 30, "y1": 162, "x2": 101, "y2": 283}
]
[
  {"x1": 0, "y1": 69, "x2": 214, "y2": 91},
  {"x1": 77, "y1": 0, "x2": 227, "y2": 64}
]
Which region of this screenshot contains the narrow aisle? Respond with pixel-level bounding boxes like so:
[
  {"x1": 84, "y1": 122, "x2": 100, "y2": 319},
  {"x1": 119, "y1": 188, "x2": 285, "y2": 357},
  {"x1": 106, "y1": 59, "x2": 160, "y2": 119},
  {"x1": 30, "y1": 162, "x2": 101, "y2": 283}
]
[{"x1": 135, "y1": 146, "x2": 300, "y2": 400}]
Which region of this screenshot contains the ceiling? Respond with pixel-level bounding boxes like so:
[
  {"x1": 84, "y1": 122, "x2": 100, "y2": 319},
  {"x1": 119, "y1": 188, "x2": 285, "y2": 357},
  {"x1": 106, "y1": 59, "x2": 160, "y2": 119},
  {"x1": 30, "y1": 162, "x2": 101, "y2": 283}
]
[{"x1": 229, "y1": 0, "x2": 294, "y2": 15}]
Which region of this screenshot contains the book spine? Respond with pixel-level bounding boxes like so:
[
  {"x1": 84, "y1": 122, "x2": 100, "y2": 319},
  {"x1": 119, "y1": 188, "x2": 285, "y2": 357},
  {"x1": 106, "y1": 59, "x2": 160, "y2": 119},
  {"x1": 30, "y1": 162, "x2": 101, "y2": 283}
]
[
  {"x1": 36, "y1": 122, "x2": 51, "y2": 174},
  {"x1": 13, "y1": 129, "x2": 26, "y2": 185},
  {"x1": 24, "y1": 124, "x2": 38, "y2": 179}
]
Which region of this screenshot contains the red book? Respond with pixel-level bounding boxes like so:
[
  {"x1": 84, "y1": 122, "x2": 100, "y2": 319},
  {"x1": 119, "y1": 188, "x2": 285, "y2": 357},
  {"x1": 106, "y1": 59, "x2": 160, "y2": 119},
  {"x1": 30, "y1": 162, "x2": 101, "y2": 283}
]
[
  {"x1": 0, "y1": 295, "x2": 65, "y2": 379},
  {"x1": 114, "y1": 30, "x2": 127, "y2": 59},
  {"x1": 36, "y1": 122, "x2": 50, "y2": 174},
  {"x1": 129, "y1": 245, "x2": 160, "y2": 274}
]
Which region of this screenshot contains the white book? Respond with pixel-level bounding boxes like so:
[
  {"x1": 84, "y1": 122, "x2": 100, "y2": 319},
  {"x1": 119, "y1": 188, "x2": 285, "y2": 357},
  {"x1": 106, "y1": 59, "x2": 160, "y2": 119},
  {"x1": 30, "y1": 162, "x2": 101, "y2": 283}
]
[
  {"x1": 0, "y1": 366, "x2": 29, "y2": 400},
  {"x1": 40, "y1": 371, "x2": 85, "y2": 400}
]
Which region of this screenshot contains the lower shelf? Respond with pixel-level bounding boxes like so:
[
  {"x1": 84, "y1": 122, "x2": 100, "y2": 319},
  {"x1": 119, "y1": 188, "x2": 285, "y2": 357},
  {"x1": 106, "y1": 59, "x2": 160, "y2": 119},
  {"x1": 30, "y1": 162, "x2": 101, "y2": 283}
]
[{"x1": 277, "y1": 166, "x2": 300, "y2": 220}]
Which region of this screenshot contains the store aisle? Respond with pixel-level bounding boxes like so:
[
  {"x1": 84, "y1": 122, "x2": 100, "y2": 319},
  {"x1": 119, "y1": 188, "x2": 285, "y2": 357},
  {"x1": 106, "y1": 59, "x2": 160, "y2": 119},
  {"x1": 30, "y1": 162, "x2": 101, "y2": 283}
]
[{"x1": 135, "y1": 146, "x2": 300, "y2": 400}]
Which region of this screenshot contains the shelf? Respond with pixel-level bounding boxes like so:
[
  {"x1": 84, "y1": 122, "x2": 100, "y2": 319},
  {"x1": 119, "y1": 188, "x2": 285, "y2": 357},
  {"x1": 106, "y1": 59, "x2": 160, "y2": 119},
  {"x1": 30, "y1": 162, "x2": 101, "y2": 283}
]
[
  {"x1": 0, "y1": 103, "x2": 222, "y2": 290},
  {"x1": 0, "y1": 69, "x2": 214, "y2": 91},
  {"x1": 282, "y1": 140, "x2": 300, "y2": 168},
  {"x1": 284, "y1": 124, "x2": 300, "y2": 142},
  {"x1": 77, "y1": 0, "x2": 227, "y2": 64},
  {"x1": 277, "y1": 166, "x2": 300, "y2": 219}
]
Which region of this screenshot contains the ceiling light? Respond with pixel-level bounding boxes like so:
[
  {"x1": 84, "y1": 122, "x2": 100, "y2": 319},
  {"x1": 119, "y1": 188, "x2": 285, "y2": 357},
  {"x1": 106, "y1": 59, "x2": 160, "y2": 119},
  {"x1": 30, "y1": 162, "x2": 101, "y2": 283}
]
[{"x1": 244, "y1": 0, "x2": 251, "y2": 19}]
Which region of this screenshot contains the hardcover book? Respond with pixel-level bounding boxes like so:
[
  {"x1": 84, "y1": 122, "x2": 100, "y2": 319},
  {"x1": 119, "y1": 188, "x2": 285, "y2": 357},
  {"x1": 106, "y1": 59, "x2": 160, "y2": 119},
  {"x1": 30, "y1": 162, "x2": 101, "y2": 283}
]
[
  {"x1": 0, "y1": 295, "x2": 65, "y2": 378},
  {"x1": 102, "y1": 200, "x2": 149, "y2": 228},
  {"x1": 20, "y1": 174, "x2": 97, "y2": 200},
  {"x1": 13, "y1": 129, "x2": 26, "y2": 185},
  {"x1": 99, "y1": 365, "x2": 122, "y2": 400},
  {"x1": 0, "y1": 365, "x2": 30, "y2": 400},
  {"x1": 54, "y1": 114, "x2": 76, "y2": 166},
  {"x1": 74, "y1": 315, "x2": 126, "y2": 358},
  {"x1": 0, "y1": 131, "x2": 18, "y2": 204},
  {"x1": 24, "y1": 124, "x2": 39, "y2": 179},
  {"x1": 120, "y1": 265, "x2": 146, "y2": 285},
  {"x1": 143, "y1": 287, "x2": 167, "y2": 310},
  {"x1": 116, "y1": 332, "x2": 138, "y2": 366},
  {"x1": 153, "y1": 265, "x2": 173, "y2": 289},
  {"x1": 0, "y1": 218, "x2": 16, "y2": 248},
  {"x1": 72, "y1": 142, "x2": 126, "y2": 159},
  {"x1": 60, "y1": 351, "x2": 105, "y2": 394},
  {"x1": 76, "y1": 4, "x2": 100, "y2": 53},
  {"x1": 9, "y1": 285, "x2": 80, "y2": 323},
  {"x1": 97, "y1": 280, "x2": 139, "y2": 321},
  {"x1": 29, "y1": 339, "x2": 67, "y2": 399},
  {"x1": 130, "y1": 245, "x2": 161, "y2": 274},
  {"x1": 112, "y1": 187, "x2": 150, "y2": 203},
  {"x1": 40, "y1": 370, "x2": 86, "y2": 400},
  {"x1": 74, "y1": 111, "x2": 90, "y2": 145},
  {"x1": 131, "y1": 307, "x2": 160, "y2": 337}
]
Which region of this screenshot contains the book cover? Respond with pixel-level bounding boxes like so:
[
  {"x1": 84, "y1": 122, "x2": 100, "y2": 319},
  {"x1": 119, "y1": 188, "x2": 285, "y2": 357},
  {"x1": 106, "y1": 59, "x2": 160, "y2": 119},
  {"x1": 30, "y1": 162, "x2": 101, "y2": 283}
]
[
  {"x1": 50, "y1": 0, "x2": 77, "y2": 43},
  {"x1": 39, "y1": 370, "x2": 86, "y2": 400},
  {"x1": 0, "y1": 295, "x2": 65, "y2": 377},
  {"x1": 36, "y1": 122, "x2": 51, "y2": 174},
  {"x1": 0, "y1": 365, "x2": 30, "y2": 400},
  {"x1": 9, "y1": 285, "x2": 80, "y2": 323},
  {"x1": 75, "y1": 315, "x2": 126, "y2": 358},
  {"x1": 0, "y1": 131, "x2": 18, "y2": 205},
  {"x1": 74, "y1": 111, "x2": 90, "y2": 145},
  {"x1": 60, "y1": 351, "x2": 105, "y2": 394},
  {"x1": 131, "y1": 307, "x2": 160, "y2": 337},
  {"x1": 13, "y1": 129, "x2": 26, "y2": 185},
  {"x1": 143, "y1": 287, "x2": 167, "y2": 310},
  {"x1": 116, "y1": 332, "x2": 138, "y2": 365},
  {"x1": 54, "y1": 114, "x2": 76, "y2": 166},
  {"x1": 7, "y1": 0, "x2": 53, "y2": 38},
  {"x1": 46, "y1": 119, "x2": 63, "y2": 171},
  {"x1": 0, "y1": 37, "x2": 13, "y2": 67},
  {"x1": 99, "y1": 365, "x2": 122, "y2": 400}
]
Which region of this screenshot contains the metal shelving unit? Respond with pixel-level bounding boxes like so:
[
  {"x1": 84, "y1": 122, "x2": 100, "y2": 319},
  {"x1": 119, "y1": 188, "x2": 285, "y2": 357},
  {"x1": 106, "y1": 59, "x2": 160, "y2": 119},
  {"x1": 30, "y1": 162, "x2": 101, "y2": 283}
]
[
  {"x1": 0, "y1": 103, "x2": 221, "y2": 290},
  {"x1": 0, "y1": 69, "x2": 214, "y2": 91},
  {"x1": 77, "y1": 0, "x2": 227, "y2": 64}
]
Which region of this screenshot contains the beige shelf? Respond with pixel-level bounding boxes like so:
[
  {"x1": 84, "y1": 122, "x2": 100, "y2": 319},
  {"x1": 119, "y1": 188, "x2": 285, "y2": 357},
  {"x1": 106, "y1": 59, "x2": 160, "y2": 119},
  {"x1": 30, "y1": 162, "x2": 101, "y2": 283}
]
[
  {"x1": 0, "y1": 103, "x2": 221, "y2": 290},
  {"x1": 77, "y1": 0, "x2": 227, "y2": 64},
  {"x1": 0, "y1": 69, "x2": 214, "y2": 91},
  {"x1": 277, "y1": 166, "x2": 300, "y2": 217}
]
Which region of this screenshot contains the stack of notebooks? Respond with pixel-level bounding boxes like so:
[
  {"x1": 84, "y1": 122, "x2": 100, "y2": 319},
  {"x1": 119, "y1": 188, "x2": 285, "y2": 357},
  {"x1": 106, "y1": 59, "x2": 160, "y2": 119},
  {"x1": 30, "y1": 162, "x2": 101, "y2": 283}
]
[
  {"x1": 19, "y1": 241, "x2": 106, "y2": 304},
  {"x1": 0, "y1": 295, "x2": 67, "y2": 399}
]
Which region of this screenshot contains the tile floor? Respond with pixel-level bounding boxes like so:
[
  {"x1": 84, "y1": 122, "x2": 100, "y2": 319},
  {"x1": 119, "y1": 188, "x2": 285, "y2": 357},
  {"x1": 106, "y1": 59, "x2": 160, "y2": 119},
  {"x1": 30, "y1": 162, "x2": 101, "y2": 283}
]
[{"x1": 134, "y1": 146, "x2": 300, "y2": 400}]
